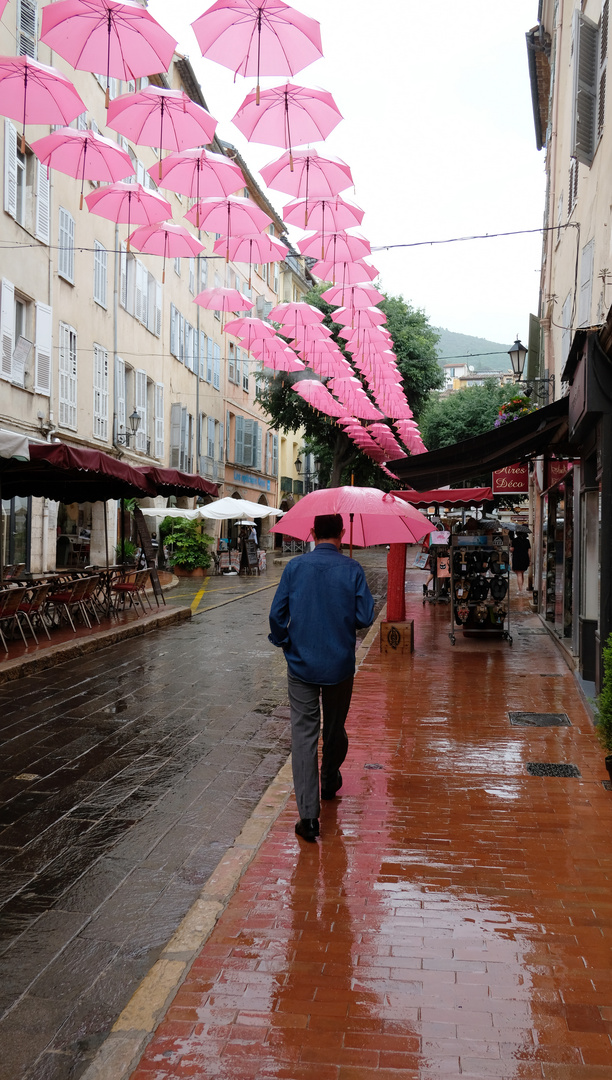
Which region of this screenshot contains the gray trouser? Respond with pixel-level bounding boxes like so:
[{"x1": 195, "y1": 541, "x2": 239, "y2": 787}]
[{"x1": 287, "y1": 672, "x2": 354, "y2": 820}]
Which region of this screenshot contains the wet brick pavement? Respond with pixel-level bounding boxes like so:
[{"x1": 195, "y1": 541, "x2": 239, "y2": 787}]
[{"x1": 0, "y1": 555, "x2": 387, "y2": 1080}]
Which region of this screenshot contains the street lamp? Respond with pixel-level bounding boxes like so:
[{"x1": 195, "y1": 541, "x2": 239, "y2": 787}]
[
  {"x1": 116, "y1": 407, "x2": 141, "y2": 447},
  {"x1": 507, "y1": 336, "x2": 555, "y2": 403},
  {"x1": 294, "y1": 454, "x2": 302, "y2": 474}
]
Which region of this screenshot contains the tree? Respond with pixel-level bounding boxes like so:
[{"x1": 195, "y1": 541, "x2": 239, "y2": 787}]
[
  {"x1": 419, "y1": 380, "x2": 521, "y2": 451},
  {"x1": 256, "y1": 284, "x2": 442, "y2": 488}
]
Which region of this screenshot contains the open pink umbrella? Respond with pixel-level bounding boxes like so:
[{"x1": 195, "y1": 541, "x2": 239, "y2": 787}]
[
  {"x1": 321, "y1": 283, "x2": 385, "y2": 307},
  {"x1": 41, "y1": 0, "x2": 177, "y2": 108},
  {"x1": 85, "y1": 180, "x2": 171, "y2": 250},
  {"x1": 185, "y1": 195, "x2": 272, "y2": 256},
  {"x1": 299, "y1": 229, "x2": 371, "y2": 264},
  {"x1": 283, "y1": 194, "x2": 363, "y2": 232},
  {"x1": 0, "y1": 1, "x2": 8, "y2": 17},
  {"x1": 250, "y1": 337, "x2": 305, "y2": 371},
  {"x1": 307, "y1": 353, "x2": 354, "y2": 379},
  {"x1": 260, "y1": 147, "x2": 353, "y2": 209},
  {"x1": 107, "y1": 86, "x2": 217, "y2": 179},
  {"x1": 292, "y1": 379, "x2": 348, "y2": 418},
  {"x1": 224, "y1": 316, "x2": 276, "y2": 349},
  {"x1": 0, "y1": 56, "x2": 86, "y2": 154},
  {"x1": 127, "y1": 222, "x2": 204, "y2": 282},
  {"x1": 333, "y1": 306, "x2": 386, "y2": 328},
  {"x1": 269, "y1": 486, "x2": 430, "y2": 551},
  {"x1": 213, "y1": 232, "x2": 287, "y2": 285},
  {"x1": 232, "y1": 83, "x2": 342, "y2": 167},
  {"x1": 195, "y1": 287, "x2": 254, "y2": 329},
  {"x1": 31, "y1": 126, "x2": 133, "y2": 209},
  {"x1": 269, "y1": 300, "x2": 324, "y2": 325},
  {"x1": 313, "y1": 258, "x2": 379, "y2": 287},
  {"x1": 192, "y1": 0, "x2": 323, "y2": 105},
  {"x1": 153, "y1": 148, "x2": 244, "y2": 218}
]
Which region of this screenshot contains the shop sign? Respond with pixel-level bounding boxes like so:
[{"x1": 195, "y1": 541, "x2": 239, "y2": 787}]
[
  {"x1": 492, "y1": 463, "x2": 529, "y2": 494},
  {"x1": 233, "y1": 470, "x2": 271, "y2": 491},
  {"x1": 546, "y1": 459, "x2": 576, "y2": 489}
]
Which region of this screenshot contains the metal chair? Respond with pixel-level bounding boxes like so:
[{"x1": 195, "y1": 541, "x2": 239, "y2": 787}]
[
  {"x1": 80, "y1": 574, "x2": 101, "y2": 625},
  {"x1": 110, "y1": 568, "x2": 151, "y2": 615},
  {"x1": 18, "y1": 583, "x2": 52, "y2": 641},
  {"x1": 48, "y1": 576, "x2": 93, "y2": 632},
  {"x1": 0, "y1": 586, "x2": 34, "y2": 651}
]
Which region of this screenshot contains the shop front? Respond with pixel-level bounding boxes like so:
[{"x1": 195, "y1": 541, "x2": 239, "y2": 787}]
[{"x1": 1, "y1": 496, "x2": 30, "y2": 570}]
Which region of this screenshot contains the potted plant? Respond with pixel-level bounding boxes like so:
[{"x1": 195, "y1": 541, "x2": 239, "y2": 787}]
[
  {"x1": 161, "y1": 518, "x2": 214, "y2": 577},
  {"x1": 116, "y1": 539, "x2": 138, "y2": 566},
  {"x1": 596, "y1": 631, "x2": 612, "y2": 780}
]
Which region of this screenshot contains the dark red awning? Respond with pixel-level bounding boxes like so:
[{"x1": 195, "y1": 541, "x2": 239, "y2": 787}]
[
  {"x1": 394, "y1": 487, "x2": 494, "y2": 510},
  {"x1": 135, "y1": 466, "x2": 219, "y2": 499},
  {"x1": 0, "y1": 443, "x2": 155, "y2": 502}
]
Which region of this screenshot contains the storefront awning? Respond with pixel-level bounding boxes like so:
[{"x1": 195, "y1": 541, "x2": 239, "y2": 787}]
[
  {"x1": 394, "y1": 487, "x2": 494, "y2": 510},
  {"x1": 393, "y1": 397, "x2": 569, "y2": 490}
]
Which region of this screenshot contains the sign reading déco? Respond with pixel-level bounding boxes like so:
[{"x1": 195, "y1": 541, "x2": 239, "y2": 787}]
[
  {"x1": 492, "y1": 464, "x2": 529, "y2": 494},
  {"x1": 546, "y1": 459, "x2": 576, "y2": 489}
]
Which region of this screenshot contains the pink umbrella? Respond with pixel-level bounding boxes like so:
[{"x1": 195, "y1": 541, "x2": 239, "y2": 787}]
[
  {"x1": 260, "y1": 148, "x2": 353, "y2": 212},
  {"x1": 41, "y1": 0, "x2": 177, "y2": 108},
  {"x1": 213, "y1": 232, "x2": 287, "y2": 286},
  {"x1": 249, "y1": 338, "x2": 305, "y2": 371},
  {"x1": 0, "y1": 56, "x2": 86, "y2": 154},
  {"x1": 232, "y1": 83, "x2": 342, "y2": 167},
  {"x1": 127, "y1": 221, "x2": 204, "y2": 282},
  {"x1": 313, "y1": 258, "x2": 379, "y2": 286},
  {"x1": 185, "y1": 196, "x2": 272, "y2": 257},
  {"x1": 269, "y1": 486, "x2": 431, "y2": 550},
  {"x1": 192, "y1": 0, "x2": 323, "y2": 105},
  {"x1": 85, "y1": 180, "x2": 171, "y2": 250},
  {"x1": 288, "y1": 324, "x2": 332, "y2": 351},
  {"x1": 224, "y1": 316, "x2": 276, "y2": 351},
  {"x1": 269, "y1": 301, "x2": 324, "y2": 325},
  {"x1": 283, "y1": 195, "x2": 364, "y2": 232},
  {"x1": 0, "y1": 1, "x2": 8, "y2": 17},
  {"x1": 298, "y1": 229, "x2": 371, "y2": 264},
  {"x1": 321, "y1": 283, "x2": 385, "y2": 307},
  {"x1": 194, "y1": 287, "x2": 254, "y2": 327},
  {"x1": 308, "y1": 354, "x2": 354, "y2": 379},
  {"x1": 333, "y1": 306, "x2": 386, "y2": 327},
  {"x1": 31, "y1": 126, "x2": 133, "y2": 209},
  {"x1": 292, "y1": 379, "x2": 348, "y2": 418},
  {"x1": 153, "y1": 148, "x2": 245, "y2": 216},
  {"x1": 107, "y1": 86, "x2": 217, "y2": 179}
]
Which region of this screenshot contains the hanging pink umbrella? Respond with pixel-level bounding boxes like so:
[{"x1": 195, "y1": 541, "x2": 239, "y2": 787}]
[
  {"x1": 195, "y1": 286, "x2": 254, "y2": 312},
  {"x1": 333, "y1": 306, "x2": 386, "y2": 328},
  {"x1": 283, "y1": 195, "x2": 364, "y2": 232},
  {"x1": 292, "y1": 379, "x2": 348, "y2": 417},
  {"x1": 299, "y1": 230, "x2": 371, "y2": 265},
  {"x1": 127, "y1": 221, "x2": 204, "y2": 282},
  {"x1": 313, "y1": 258, "x2": 378, "y2": 287},
  {"x1": 232, "y1": 83, "x2": 342, "y2": 167},
  {"x1": 192, "y1": 0, "x2": 323, "y2": 105},
  {"x1": 321, "y1": 283, "x2": 385, "y2": 307},
  {"x1": 0, "y1": 1, "x2": 8, "y2": 17},
  {"x1": 249, "y1": 337, "x2": 305, "y2": 371},
  {"x1": 107, "y1": 86, "x2": 217, "y2": 179},
  {"x1": 308, "y1": 354, "x2": 354, "y2": 379},
  {"x1": 153, "y1": 148, "x2": 245, "y2": 215},
  {"x1": 185, "y1": 195, "x2": 272, "y2": 257},
  {"x1": 213, "y1": 233, "x2": 287, "y2": 286},
  {"x1": 224, "y1": 316, "x2": 277, "y2": 351},
  {"x1": 41, "y1": 0, "x2": 177, "y2": 108},
  {"x1": 31, "y1": 126, "x2": 133, "y2": 209},
  {"x1": 0, "y1": 56, "x2": 86, "y2": 154},
  {"x1": 288, "y1": 323, "x2": 332, "y2": 350},
  {"x1": 269, "y1": 486, "x2": 430, "y2": 549},
  {"x1": 269, "y1": 300, "x2": 324, "y2": 325},
  {"x1": 260, "y1": 147, "x2": 353, "y2": 212},
  {"x1": 85, "y1": 180, "x2": 171, "y2": 250}
]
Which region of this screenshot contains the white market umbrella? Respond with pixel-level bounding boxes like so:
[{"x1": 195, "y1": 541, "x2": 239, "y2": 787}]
[{"x1": 200, "y1": 497, "x2": 283, "y2": 520}]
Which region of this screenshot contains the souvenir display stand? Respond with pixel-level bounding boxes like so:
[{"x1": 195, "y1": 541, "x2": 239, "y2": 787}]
[
  {"x1": 449, "y1": 526, "x2": 512, "y2": 645},
  {"x1": 423, "y1": 539, "x2": 451, "y2": 605}
]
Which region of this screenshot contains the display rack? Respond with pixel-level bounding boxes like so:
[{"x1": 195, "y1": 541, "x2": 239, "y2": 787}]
[
  {"x1": 423, "y1": 542, "x2": 451, "y2": 605},
  {"x1": 448, "y1": 529, "x2": 512, "y2": 645}
]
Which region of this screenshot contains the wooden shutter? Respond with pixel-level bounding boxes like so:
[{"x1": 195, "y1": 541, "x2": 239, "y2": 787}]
[
  {"x1": 207, "y1": 337, "x2": 213, "y2": 382},
  {"x1": 155, "y1": 280, "x2": 162, "y2": 337},
  {"x1": 17, "y1": 0, "x2": 37, "y2": 59},
  {"x1": 58, "y1": 323, "x2": 77, "y2": 429},
  {"x1": 170, "y1": 303, "x2": 177, "y2": 356},
  {"x1": 213, "y1": 343, "x2": 220, "y2": 388},
  {"x1": 272, "y1": 433, "x2": 278, "y2": 476},
  {"x1": 207, "y1": 416, "x2": 215, "y2": 459},
  {"x1": 35, "y1": 158, "x2": 50, "y2": 243},
  {"x1": 135, "y1": 368, "x2": 147, "y2": 451},
  {"x1": 120, "y1": 243, "x2": 128, "y2": 308},
  {"x1": 599, "y1": 0, "x2": 609, "y2": 140},
  {"x1": 0, "y1": 279, "x2": 14, "y2": 381},
  {"x1": 93, "y1": 343, "x2": 109, "y2": 440},
  {"x1": 58, "y1": 208, "x2": 74, "y2": 281},
  {"x1": 115, "y1": 356, "x2": 126, "y2": 436},
  {"x1": 170, "y1": 402, "x2": 182, "y2": 467},
  {"x1": 228, "y1": 343, "x2": 235, "y2": 382},
  {"x1": 4, "y1": 119, "x2": 17, "y2": 219},
  {"x1": 34, "y1": 301, "x2": 51, "y2": 395},
  {"x1": 94, "y1": 242, "x2": 107, "y2": 306},
  {"x1": 155, "y1": 382, "x2": 164, "y2": 460},
  {"x1": 235, "y1": 346, "x2": 241, "y2": 386},
  {"x1": 254, "y1": 422, "x2": 262, "y2": 470},
  {"x1": 219, "y1": 419, "x2": 224, "y2": 462},
  {"x1": 235, "y1": 414, "x2": 244, "y2": 463},
  {"x1": 572, "y1": 11, "x2": 599, "y2": 164},
  {"x1": 135, "y1": 260, "x2": 147, "y2": 324},
  {"x1": 226, "y1": 409, "x2": 231, "y2": 460},
  {"x1": 243, "y1": 418, "x2": 253, "y2": 467}
]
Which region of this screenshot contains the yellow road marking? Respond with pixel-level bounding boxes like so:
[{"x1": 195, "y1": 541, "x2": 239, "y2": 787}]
[{"x1": 190, "y1": 578, "x2": 210, "y2": 613}]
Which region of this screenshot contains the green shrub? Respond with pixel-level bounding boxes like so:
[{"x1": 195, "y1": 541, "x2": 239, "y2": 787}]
[
  {"x1": 162, "y1": 518, "x2": 213, "y2": 570},
  {"x1": 596, "y1": 631, "x2": 612, "y2": 753},
  {"x1": 116, "y1": 539, "x2": 138, "y2": 562}
]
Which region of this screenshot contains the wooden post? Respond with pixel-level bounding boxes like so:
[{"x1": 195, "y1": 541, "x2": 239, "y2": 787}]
[{"x1": 387, "y1": 543, "x2": 406, "y2": 622}]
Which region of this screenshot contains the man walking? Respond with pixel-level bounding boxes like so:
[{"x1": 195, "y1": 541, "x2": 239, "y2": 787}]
[{"x1": 269, "y1": 514, "x2": 374, "y2": 842}]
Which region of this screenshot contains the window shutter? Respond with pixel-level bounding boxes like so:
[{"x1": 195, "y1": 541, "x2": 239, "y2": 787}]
[
  {"x1": 228, "y1": 343, "x2": 235, "y2": 382},
  {"x1": 219, "y1": 419, "x2": 224, "y2": 462},
  {"x1": 4, "y1": 119, "x2": 17, "y2": 219},
  {"x1": 115, "y1": 356, "x2": 126, "y2": 435},
  {"x1": 135, "y1": 260, "x2": 147, "y2": 324},
  {"x1": 136, "y1": 160, "x2": 145, "y2": 186},
  {"x1": 17, "y1": 0, "x2": 37, "y2": 59},
  {"x1": 599, "y1": 0, "x2": 609, "y2": 140},
  {"x1": 243, "y1": 418, "x2": 253, "y2": 466},
  {"x1": 155, "y1": 382, "x2": 164, "y2": 460},
  {"x1": 200, "y1": 257, "x2": 208, "y2": 289},
  {"x1": 58, "y1": 208, "x2": 75, "y2": 282},
  {"x1": 235, "y1": 346, "x2": 241, "y2": 386},
  {"x1": 170, "y1": 402, "x2": 182, "y2": 467},
  {"x1": 273, "y1": 433, "x2": 278, "y2": 476},
  {"x1": 578, "y1": 238, "x2": 595, "y2": 326},
  {"x1": 207, "y1": 415, "x2": 215, "y2": 459},
  {"x1": 255, "y1": 421, "x2": 262, "y2": 470},
  {"x1": 146, "y1": 272, "x2": 156, "y2": 334},
  {"x1": 226, "y1": 409, "x2": 231, "y2": 460},
  {"x1": 199, "y1": 330, "x2": 206, "y2": 378},
  {"x1": 235, "y1": 414, "x2": 244, "y2": 463},
  {"x1": 273, "y1": 262, "x2": 279, "y2": 294},
  {"x1": 155, "y1": 279, "x2": 162, "y2": 337},
  {"x1": 189, "y1": 258, "x2": 195, "y2": 293},
  {"x1": 572, "y1": 11, "x2": 599, "y2": 165},
  {"x1": 207, "y1": 337, "x2": 213, "y2": 382},
  {"x1": 135, "y1": 368, "x2": 147, "y2": 451},
  {"x1": 58, "y1": 323, "x2": 77, "y2": 429},
  {"x1": 120, "y1": 242, "x2": 128, "y2": 308},
  {"x1": 180, "y1": 407, "x2": 189, "y2": 470},
  {"x1": 170, "y1": 303, "x2": 177, "y2": 356},
  {"x1": 243, "y1": 361, "x2": 249, "y2": 392},
  {"x1": 93, "y1": 343, "x2": 109, "y2": 440},
  {"x1": 93, "y1": 241, "x2": 107, "y2": 306},
  {"x1": 34, "y1": 301, "x2": 51, "y2": 395},
  {"x1": 0, "y1": 279, "x2": 15, "y2": 381},
  {"x1": 213, "y1": 342, "x2": 220, "y2": 388},
  {"x1": 266, "y1": 431, "x2": 272, "y2": 474},
  {"x1": 35, "y1": 158, "x2": 50, "y2": 243}
]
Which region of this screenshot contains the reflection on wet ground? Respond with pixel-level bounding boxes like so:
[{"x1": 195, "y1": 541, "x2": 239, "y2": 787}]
[
  {"x1": 0, "y1": 552, "x2": 386, "y2": 1080},
  {"x1": 130, "y1": 583, "x2": 612, "y2": 1080}
]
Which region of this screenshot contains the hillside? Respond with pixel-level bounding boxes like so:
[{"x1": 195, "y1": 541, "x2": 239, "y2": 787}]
[{"x1": 434, "y1": 327, "x2": 512, "y2": 373}]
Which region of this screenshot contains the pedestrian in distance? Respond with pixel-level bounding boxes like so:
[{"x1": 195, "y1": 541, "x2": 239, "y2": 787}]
[
  {"x1": 510, "y1": 529, "x2": 531, "y2": 592},
  {"x1": 268, "y1": 513, "x2": 375, "y2": 843}
]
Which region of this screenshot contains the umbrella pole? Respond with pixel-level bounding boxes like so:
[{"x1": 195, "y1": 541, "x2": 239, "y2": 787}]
[
  {"x1": 104, "y1": 500, "x2": 109, "y2": 569},
  {"x1": 349, "y1": 512, "x2": 354, "y2": 559},
  {"x1": 126, "y1": 195, "x2": 131, "y2": 252},
  {"x1": 159, "y1": 103, "x2": 164, "y2": 181},
  {"x1": 304, "y1": 158, "x2": 309, "y2": 226},
  {"x1": 79, "y1": 140, "x2": 88, "y2": 211},
  {"x1": 105, "y1": 12, "x2": 111, "y2": 109},
  {"x1": 196, "y1": 161, "x2": 200, "y2": 228},
  {"x1": 284, "y1": 93, "x2": 293, "y2": 171},
  {"x1": 21, "y1": 62, "x2": 27, "y2": 154},
  {"x1": 256, "y1": 10, "x2": 262, "y2": 105},
  {"x1": 162, "y1": 231, "x2": 167, "y2": 285}
]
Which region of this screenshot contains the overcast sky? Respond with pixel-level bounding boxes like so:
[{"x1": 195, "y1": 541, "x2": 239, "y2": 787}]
[{"x1": 148, "y1": 0, "x2": 544, "y2": 347}]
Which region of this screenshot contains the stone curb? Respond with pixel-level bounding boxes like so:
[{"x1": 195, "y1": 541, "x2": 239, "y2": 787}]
[{"x1": 0, "y1": 606, "x2": 191, "y2": 685}]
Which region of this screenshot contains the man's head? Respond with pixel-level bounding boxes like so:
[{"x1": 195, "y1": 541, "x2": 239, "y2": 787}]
[{"x1": 313, "y1": 514, "x2": 344, "y2": 548}]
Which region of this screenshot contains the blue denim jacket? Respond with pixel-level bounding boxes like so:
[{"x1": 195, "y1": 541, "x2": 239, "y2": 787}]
[{"x1": 268, "y1": 544, "x2": 375, "y2": 685}]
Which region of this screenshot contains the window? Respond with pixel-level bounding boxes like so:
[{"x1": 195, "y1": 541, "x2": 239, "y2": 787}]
[
  {"x1": 0, "y1": 287, "x2": 49, "y2": 393},
  {"x1": 234, "y1": 416, "x2": 261, "y2": 467},
  {"x1": 199, "y1": 331, "x2": 207, "y2": 379},
  {"x1": 135, "y1": 368, "x2": 147, "y2": 452},
  {"x1": 76, "y1": 111, "x2": 88, "y2": 131},
  {"x1": 200, "y1": 257, "x2": 208, "y2": 290},
  {"x1": 213, "y1": 342, "x2": 220, "y2": 389},
  {"x1": 155, "y1": 382, "x2": 164, "y2": 460},
  {"x1": 4, "y1": 120, "x2": 49, "y2": 242},
  {"x1": 571, "y1": 5, "x2": 608, "y2": 165},
  {"x1": 235, "y1": 346, "x2": 241, "y2": 387},
  {"x1": 93, "y1": 343, "x2": 109, "y2": 440},
  {"x1": 273, "y1": 262, "x2": 279, "y2": 294},
  {"x1": 58, "y1": 322, "x2": 77, "y2": 429},
  {"x1": 93, "y1": 241, "x2": 107, "y2": 307},
  {"x1": 174, "y1": 256, "x2": 181, "y2": 277},
  {"x1": 170, "y1": 403, "x2": 192, "y2": 470},
  {"x1": 115, "y1": 356, "x2": 127, "y2": 439},
  {"x1": 58, "y1": 207, "x2": 75, "y2": 282},
  {"x1": 242, "y1": 358, "x2": 249, "y2": 392},
  {"x1": 206, "y1": 337, "x2": 213, "y2": 382},
  {"x1": 17, "y1": 0, "x2": 37, "y2": 59},
  {"x1": 121, "y1": 247, "x2": 160, "y2": 334},
  {"x1": 228, "y1": 342, "x2": 236, "y2": 383},
  {"x1": 189, "y1": 258, "x2": 195, "y2": 294},
  {"x1": 207, "y1": 416, "x2": 215, "y2": 459}
]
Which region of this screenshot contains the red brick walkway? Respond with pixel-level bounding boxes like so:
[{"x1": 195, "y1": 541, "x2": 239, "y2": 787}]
[{"x1": 130, "y1": 589, "x2": 612, "y2": 1080}]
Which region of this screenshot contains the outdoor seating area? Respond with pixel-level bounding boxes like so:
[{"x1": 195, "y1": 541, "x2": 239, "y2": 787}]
[{"x1": 0, "y1": 566, "x2": 156, "y2": 656}]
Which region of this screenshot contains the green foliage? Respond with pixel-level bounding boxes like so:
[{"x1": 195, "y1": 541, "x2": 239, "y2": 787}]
[
  {"x1": 596, "y1": 632, "x2": 612, "y2": 753},
  {"x1": 419, "y1": 381, "x2": 520, "y2": 451},
  {"x1": 256, "y1": 283, "x2": 442, "y2": 487},
  {"x1": 161, "y1": 518, "x2": 213, "y2": 570},
  {"x1": 116, "y1": 539, "x2": 137, "y2": 562},
  {"x1": 494, "y1": 394, "x2": 536, "y2": 426}
]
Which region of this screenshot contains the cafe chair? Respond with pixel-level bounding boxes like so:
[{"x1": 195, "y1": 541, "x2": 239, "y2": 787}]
[
  {"x1": 0, "y1": 586, "x2": 34, "y2": 651},
  {"x1": 18, "y1": 583, "x2": 52, "y2": 641},
  {"x1": 110, "y1": 568, "x2": 152, "y2": 615}
]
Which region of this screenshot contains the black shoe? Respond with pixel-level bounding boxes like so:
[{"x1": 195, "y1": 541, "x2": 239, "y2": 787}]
[
  {"x1": 321, "y1": 770, "x2": 342, "y2": 800},
  {"x1": 295, "y1": 818, "x2": 319, "y2": 842}
]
